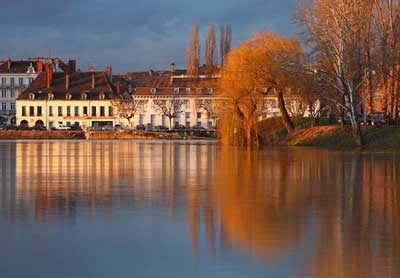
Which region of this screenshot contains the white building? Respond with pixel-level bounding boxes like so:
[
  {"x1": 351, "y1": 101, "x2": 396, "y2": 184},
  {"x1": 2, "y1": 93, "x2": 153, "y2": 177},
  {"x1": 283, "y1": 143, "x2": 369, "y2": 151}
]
[{"x1": 0, "y1": 59, "x2": 39, "y2": 124}]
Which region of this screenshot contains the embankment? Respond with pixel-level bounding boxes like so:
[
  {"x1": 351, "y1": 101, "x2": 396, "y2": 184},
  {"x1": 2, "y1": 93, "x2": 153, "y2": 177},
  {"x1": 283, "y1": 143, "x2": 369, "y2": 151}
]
[{"x1": 0, "y1": 130, "x2": 85, "y2": 140}]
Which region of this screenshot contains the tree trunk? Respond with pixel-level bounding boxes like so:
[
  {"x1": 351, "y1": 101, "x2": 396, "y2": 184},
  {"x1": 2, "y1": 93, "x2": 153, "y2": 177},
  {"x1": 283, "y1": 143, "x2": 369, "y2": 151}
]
[
  {"x1": 276, "y1": 90, "x2": 295, "y2": 134},
  {"x1": 345, "y1": 95, "x2": 363, "y2": 146}
]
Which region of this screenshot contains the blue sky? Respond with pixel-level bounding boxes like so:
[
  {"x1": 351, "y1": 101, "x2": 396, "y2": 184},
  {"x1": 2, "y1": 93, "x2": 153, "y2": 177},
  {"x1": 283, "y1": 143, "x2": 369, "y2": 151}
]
[{"x1": 0, "y1": 0, "x2": 298, "y2": 73}]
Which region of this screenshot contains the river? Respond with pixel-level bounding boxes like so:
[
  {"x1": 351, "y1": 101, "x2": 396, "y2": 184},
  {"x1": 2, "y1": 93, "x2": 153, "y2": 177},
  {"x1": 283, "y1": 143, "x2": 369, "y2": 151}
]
[{"x1": 0, "y1": 141, "x2": 399, "y2": 277}]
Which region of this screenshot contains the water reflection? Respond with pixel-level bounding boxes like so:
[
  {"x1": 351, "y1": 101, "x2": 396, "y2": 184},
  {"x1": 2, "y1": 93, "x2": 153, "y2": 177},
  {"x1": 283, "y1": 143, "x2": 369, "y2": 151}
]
[{"x1": 0, "y1": 141, "x2": 399, "y2": 277}]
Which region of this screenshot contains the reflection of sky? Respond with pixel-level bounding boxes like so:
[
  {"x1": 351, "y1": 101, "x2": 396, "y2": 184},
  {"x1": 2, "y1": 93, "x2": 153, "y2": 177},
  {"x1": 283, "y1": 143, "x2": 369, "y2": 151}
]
[
  {"x1": 0, "y1": 0, "x2": 298, "y2": 72},
  {"x1": 0, "y1": 142, "x2": 399, "y2": 277}
]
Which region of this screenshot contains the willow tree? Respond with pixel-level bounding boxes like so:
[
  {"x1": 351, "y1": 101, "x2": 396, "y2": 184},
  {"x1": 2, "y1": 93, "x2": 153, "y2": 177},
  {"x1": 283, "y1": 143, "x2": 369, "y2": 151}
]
[
  {"x1": 186, "y1": 23, "x2": 200, "y2": 77},
  {"x1": 218, "y1": 32, "x2": 303, "y2": 147},
  {"x1": 298, "y1": 0, "x2": 375, "y2": 145},
  {"x1": 205, "y1": 24, "x2": 217, "y2": 76}
]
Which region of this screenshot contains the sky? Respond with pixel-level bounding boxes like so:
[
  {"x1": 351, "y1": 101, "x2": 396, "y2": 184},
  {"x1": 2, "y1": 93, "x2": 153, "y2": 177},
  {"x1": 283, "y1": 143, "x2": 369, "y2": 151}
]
[{"x1": 0, "y1": 0, "x2": 298, "y2": 73}]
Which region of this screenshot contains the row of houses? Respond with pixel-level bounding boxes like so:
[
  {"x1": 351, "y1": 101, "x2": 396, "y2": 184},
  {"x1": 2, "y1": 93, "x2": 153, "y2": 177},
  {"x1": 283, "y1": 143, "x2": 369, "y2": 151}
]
[{"x1": 1, "y1": 58, "x2": 317, "y2": 129}]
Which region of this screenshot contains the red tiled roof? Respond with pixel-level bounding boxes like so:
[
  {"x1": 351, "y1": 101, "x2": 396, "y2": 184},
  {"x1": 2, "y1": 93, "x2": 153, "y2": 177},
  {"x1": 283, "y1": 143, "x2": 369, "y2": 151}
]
[
  {"x1": 18, "y1": 71, "x2": 117, "y2": 100},
  {"x1": 0, "y1": 60, "x2": 38, "y2": 74}
]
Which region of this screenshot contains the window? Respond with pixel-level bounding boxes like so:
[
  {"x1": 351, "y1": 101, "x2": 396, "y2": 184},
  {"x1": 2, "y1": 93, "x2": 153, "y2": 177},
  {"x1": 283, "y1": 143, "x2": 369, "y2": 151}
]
[
  {"x1": 49, "y1": 121, "x2": 54, "y2": 129},
  {"x1": 37, "y1": 106, "x2": 42, "y2": 116},
  {"x1": 10, "y1": 89, "x2": 14, "y2": 98},
  {"x1": 1, "y1": 78, "x2": 6, "y2": 87},
  {"x1": 208, "y1": 88, "x2": 213, "y2": 95},
  {"x1": 150, "y1": 115, "x2": 155, "y2": 126},
  {"x1": 108, "y1": 106, "x2": 112, "y2": 116},
  {"x1": 174, "y1": 113, "x2": 180, "y2": 126},
  {"x1": 91, "y1": 106, "x2": 96, "y2": 117},
  {"x1": 28, "y1": 78, "x2": 34, "y2": 84},
  {"x1": 58, "y1": 106, "x2": 62, "y2": 116},
  {"x1": 174, "y1": 88, "x2": 180, "y2": 94},
  {"x1": 49, "y1": 106, "x2": 53, "y2": 116},
  {"x1": 74, "y1": 106, "x2": 79, "y2": 116},
  {"x1": 186, "y1": 88, "x2": 191, "y2": 94},
  {"x1": 29, "y1": 106, "x2": 34, "y2": 116},
  {"x1": 83, "y1": 106, "x2": 88, "y2": 116},
  {"x1": 22, "y1": 106, "x2": 26, "y2": 116},
  {"x1": 1, "y1": 89, "x2": 6, "y2": 98},
  {"x1": 29, "y1": 93, "x2": 35, "y2": 100},
  {"x1": 1, "y1": 102, "x2": 6, "y2": 111},
  {"x1": 74, "y1": 122, "x2": 79, "y2": 127},
  {"x1": 66, "y1": 122, "x2": 71, "y2": 127},
  {"x1": 162, "y1": 115, "x2": 166, "y2": 127},
  {"x1": 139, "y1": 115, "x2": 144, "y2": 125},
  {"x1": 100, "y1": 106, "x2": 105, "y2": 117},
  {"x1": 10, "y1": 102, "x2": 15, "y2": 111},
  {"x1": 66, "y1": 106, "x2": 71, "y2": 116},
  {"x1": 197, "y1": 112, "x2": 202, "y2": 119},
  {"x1": 185, "y1": 112, "x2": 191, "y2": 127},
  {"x1": 151, "y1": 88, "x2": 157, "y2": 95},
  {"x1": 10, "y1": 78, "x2": 14, "y2": 88},
  {"x1": 18, "y1": 78, "x2": 23, "y2": 87}
]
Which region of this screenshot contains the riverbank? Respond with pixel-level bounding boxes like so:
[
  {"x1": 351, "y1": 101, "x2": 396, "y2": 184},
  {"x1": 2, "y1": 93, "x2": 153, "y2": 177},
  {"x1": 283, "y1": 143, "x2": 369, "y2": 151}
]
[
  {"x1": 280, "y1": 125, "x2": 400, "y2": 149},
  {"x1": 0, "y1": 130, "x2": 214, "y2": 141}
]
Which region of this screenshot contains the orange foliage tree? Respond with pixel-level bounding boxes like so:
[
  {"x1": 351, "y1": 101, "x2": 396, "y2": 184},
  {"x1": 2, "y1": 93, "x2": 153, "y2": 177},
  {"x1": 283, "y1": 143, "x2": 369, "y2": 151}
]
[{"x1": 218, "y1": 32, "x2": 305, "y2": 147}]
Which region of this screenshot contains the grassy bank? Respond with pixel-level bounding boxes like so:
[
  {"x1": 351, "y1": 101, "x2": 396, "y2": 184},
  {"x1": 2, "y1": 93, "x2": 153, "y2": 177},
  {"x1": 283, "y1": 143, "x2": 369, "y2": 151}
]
[
  {"x1": 87, "y1": 130, "x2": 213, "y2": 140},
  {"x1": 259, "y1": 117, "x2": 400, "y2": 149}
]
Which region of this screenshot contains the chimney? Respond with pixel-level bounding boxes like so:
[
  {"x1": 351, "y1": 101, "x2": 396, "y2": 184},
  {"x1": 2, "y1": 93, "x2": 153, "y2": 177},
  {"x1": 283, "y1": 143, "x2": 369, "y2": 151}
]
[
  {"x1": 105, "y1": 66, "x2": 112, "y2": 81},
  {"x1": 37, "y1": 59, "x2": 43, "y2": 72},
  {"x1": 45, "y1": 63, "x2": 52, "y2": 89},
  {"x1": 65, "y1": 74, "x2": 69, "y2": 90},
  {"x1": 89, "y1": 65, "x2": 95, "y2": 73},
  {"x1": 68, "y1": 60, "x2": 76, "y2": 72},
  {"x1": 91, "y1": 73, "x2": 95, "y2": 89},
  {"x1": 117, "y1": 80, "x2": 120, "y2": 96},
  {"x1": 7, "y1": 59, "x2": 11, "y2": 70},
  {"x1": 170, "y1": 63, "x2": 175, "y2": 75}
]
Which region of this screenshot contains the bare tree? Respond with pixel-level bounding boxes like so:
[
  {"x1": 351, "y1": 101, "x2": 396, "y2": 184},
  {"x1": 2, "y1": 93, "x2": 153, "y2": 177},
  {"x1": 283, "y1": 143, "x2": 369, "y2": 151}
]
[
  {"x1": 187, "y1": 23, "x2": 200, "y2": 77},
  {"x1": 153, "y1": 97, "x2": 187, "y2": 130},
  {"x1": 112, "y1": 96, "x2": 148, "y2": 128},
  {"x1": 298, "y1": 0, "x2": 375, "y2": 145},
  {"x1": 196, "y1": 98, "x2": 219, "y2": 127},
  {"x1": 220, "y1": 25, "x2": 232, "y2": 67},
  {"x1": 205, "y1": 24, "x2": 217, "y2": 76}
]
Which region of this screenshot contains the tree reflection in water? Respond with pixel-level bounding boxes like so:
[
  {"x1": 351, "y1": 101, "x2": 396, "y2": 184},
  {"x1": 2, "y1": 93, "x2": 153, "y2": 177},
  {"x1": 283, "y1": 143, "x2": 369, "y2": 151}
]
[{"x1": 1, "y1": 142, "x2": 400, "y2": 276}]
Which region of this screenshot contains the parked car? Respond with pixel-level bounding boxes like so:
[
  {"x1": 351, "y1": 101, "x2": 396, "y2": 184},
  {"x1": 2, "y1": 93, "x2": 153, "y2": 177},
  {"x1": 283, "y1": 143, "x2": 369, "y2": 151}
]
[
  {"x1": 52, "y1": 124, "x2": 71, "y2": 130},
  {"x1": 70, "y1": 125, "x2": 82, "y2": 131},
  {"x1": 366, "y1": 113, "x2": 388, "y2": 126},
  {"x1": 33, "y1": 125, "x2": 47, "y2": 131},
  {"x1": 153, "y1": 125, "x2": 169, "y2": 132}
]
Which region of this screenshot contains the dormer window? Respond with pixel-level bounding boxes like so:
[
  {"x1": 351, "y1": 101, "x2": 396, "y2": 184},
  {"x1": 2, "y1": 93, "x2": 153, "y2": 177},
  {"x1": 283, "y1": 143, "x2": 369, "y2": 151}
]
[
  {"x1": 29, "y1": 93, "x2": 35, "y2": 100},
  {"x1": 26, "y1": 63, "x2": 35, "y2": 74},
  {"x1": 151, "y1": 88, "x2": 157, "y2": 95},
  {"x1": 196, "y1": 88, "x2": 202, "y2": 94},
  {"x1": 48, "y1": 93, "x2": 54, "y2": 100},
  {"x1": 174, "y1": 88, "x2": 180, "y2": 95},
  {"x1": 81, "y1": 92, "x2": 87, "y2": 100},
  {"x1": 208, "y1": 88, "x2": 213, "y2": 95},
  {"x1": 99, "y1": 92, "x2": 105, "y2": 100},
  {"x1": 65, "y1": 93, "x2": 72, "y2": 100},
  {"x1": 186, "y1": 88, "x2": 191, "y2": 94}
]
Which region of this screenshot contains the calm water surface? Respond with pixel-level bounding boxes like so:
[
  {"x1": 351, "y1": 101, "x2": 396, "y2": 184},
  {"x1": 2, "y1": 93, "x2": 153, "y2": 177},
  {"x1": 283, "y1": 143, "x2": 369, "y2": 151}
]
[{"x1": 0, "y1": 141, "x2": 399, "y2": 277}]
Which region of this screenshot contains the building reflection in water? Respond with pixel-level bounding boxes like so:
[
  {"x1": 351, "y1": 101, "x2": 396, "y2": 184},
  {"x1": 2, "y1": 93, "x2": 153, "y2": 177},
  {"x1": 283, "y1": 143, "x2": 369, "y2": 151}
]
[{"x1": 1, "y1": 141, "x2": 400, "y2": 276}]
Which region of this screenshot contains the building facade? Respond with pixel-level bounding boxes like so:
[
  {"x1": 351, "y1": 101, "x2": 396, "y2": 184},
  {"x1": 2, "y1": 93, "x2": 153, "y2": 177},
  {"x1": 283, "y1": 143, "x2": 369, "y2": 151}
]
[
  {"x1": 16, "y1": 68, "x2": 117, "y2": 128},
  {"x1": 0, "y1": 59, "x2": 39, "y2": 124}
]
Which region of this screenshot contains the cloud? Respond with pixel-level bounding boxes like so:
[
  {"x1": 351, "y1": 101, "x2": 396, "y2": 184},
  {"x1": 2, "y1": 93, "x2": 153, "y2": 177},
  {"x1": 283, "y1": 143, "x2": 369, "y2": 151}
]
[{"x1": 0, "y1": 0, "x2": 298, "y2": 72}]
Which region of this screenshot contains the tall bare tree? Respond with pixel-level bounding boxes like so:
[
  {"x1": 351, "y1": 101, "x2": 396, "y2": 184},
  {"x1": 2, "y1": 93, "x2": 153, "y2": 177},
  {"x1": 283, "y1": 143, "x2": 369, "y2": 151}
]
[
  {"x1": 298, "y1": 0, "x2": 375, "y2": 145},
  {"x1": 220, "y1": 25, "x2": 232, "y2": 67},
  {"x1": 205, "y1": 24, "x2": 217, "y2": 76},
  {"x1": 186, "y1": 23, "x2": 200, "y2": 77}
]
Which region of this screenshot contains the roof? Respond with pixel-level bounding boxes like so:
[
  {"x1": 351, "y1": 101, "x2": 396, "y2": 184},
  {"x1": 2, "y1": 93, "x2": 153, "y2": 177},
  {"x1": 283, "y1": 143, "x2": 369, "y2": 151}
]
[
  {"x1": 0, "y1": 60, "x2": 38, "y2": 74},
  {"x1": 134, "y1": 87, "x2": 213, "y2": 97},
  {"x1": 18, "y1": 71, "x2": 117, "y2": 100}
]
